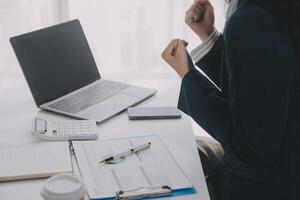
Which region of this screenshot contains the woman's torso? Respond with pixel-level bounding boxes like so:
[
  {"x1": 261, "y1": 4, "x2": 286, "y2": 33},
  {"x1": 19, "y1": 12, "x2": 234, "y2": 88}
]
[{"x1": 218, "y1": 1, "x2": 300, "y2": 199}]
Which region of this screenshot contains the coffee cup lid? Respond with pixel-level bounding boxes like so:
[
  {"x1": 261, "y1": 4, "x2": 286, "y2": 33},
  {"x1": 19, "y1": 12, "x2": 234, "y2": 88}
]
[{"x1": 41, "y1": 173, "x2": 86, "y2": 200}]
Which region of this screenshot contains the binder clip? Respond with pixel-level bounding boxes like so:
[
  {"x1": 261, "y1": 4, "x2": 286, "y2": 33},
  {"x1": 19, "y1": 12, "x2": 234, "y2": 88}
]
[{"x1": 116, "y1": 185, "x2": 172, "y2": 200}]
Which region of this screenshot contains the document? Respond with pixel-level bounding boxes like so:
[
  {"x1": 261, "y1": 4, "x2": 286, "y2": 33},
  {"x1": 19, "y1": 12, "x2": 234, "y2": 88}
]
[
  {"x1": 73, "y1": 136, "x2": 195, "y2": 200},
  {"x1": 0, "y1": 142, "x2": 72, "y2": 182}
]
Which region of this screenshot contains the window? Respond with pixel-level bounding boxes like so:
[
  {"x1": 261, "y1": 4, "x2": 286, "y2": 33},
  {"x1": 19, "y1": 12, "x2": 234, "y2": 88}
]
[
  {"x1": 67, "y1": 0, "x2": 226, "y2": 73},
  {"x1": 0, "y1": 0, "x2": 226, "y2": 74},
  {"x1": 0, "y1": 0, "x2": 68, "y2": 72}
]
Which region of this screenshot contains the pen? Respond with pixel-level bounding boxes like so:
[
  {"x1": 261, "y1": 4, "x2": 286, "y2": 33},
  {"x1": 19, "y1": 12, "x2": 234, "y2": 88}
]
[
  {"x1": 99, "y1": 142, "x2": 151, "y2": 164},
  {"x1": 196, "y1": 5, "x2": 206, "y2": 23},
  {"x1": 172, "y1": 39, "x2": 180, "y2": 56}
]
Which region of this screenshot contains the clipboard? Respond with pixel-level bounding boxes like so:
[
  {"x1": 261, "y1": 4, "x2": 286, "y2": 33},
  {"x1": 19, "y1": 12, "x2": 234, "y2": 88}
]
[
  {"x1": 72, "y1": 135, "x2": 197, "y2": 200},
  {"x1": 115, "y1": 185, "x2": 197, "y2": 200},
  {"x1": 116, "y1": 185, "x2": 172, "y2": 199}
]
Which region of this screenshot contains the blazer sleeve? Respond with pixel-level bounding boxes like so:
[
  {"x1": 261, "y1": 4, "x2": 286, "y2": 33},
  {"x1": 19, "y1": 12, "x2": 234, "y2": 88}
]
[
  {"x1": 195, "y1": 35, "x2": 228, "y2": 95},
  {"x1": 178, "y1": 69, "x2": 231, "y2": 147},
  {"x1": 178, "y1": 6, "x2": 293, "y2": 168}
]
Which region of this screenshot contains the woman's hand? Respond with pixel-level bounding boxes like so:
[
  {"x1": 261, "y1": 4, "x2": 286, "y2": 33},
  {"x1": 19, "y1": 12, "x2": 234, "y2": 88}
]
[
  {"x1": 185, "y1": 0, "x2": 215, "y2": 41},
  {"x1": 161, "y1": 39, "x2": 194, "y2": 79}
]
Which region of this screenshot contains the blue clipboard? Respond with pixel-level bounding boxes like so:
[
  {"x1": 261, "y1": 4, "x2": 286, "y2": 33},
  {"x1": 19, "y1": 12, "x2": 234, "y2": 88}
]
[{"x1": 89, "y1": 187, "x2": 197, "y2": 200}]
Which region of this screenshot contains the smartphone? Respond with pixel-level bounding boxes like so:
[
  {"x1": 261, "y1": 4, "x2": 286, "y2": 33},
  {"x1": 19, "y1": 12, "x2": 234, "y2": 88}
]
[{"x1": 127, "y1": 107, "x2": 182, "y2": 120}]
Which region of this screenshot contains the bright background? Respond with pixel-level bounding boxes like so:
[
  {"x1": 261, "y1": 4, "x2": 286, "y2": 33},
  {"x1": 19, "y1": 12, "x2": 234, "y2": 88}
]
[
  {"x1": 0, "y1": 0, "x2": 227, "y2": 136},
  {"x1": 0, "y1": 0, "x2": 226, "y2": 73}
]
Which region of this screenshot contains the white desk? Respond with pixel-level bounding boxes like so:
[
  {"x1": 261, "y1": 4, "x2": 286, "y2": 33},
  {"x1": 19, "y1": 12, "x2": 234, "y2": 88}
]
[{"x1": 0, "y1": 66, "x2": 210, "y2": 200}]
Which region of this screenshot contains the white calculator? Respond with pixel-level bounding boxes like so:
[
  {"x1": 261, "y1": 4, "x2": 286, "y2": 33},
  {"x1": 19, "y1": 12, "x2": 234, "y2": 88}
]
[{"x1": 32, "y1": 118, "x2": 98, "y2": 141}]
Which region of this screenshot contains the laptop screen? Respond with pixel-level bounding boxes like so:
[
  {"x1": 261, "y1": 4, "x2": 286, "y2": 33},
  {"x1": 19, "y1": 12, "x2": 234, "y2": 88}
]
[{"x1": 10, "y1": 20, "x2": 100, "y2": 106}]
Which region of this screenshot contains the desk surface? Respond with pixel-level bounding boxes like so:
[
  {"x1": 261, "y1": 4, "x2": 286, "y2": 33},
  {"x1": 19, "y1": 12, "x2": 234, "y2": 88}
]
[{"x1": 0, "y1": 66, "x2": 210, "y2": 200}]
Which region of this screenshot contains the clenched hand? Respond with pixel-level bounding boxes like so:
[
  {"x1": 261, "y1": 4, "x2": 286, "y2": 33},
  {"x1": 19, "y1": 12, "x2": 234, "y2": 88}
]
[
  {"x1": 161, "y1": 39, "x2": 194, "y2": 79},
  {"x1": 185, "y1": 0, "x2": 215, "y2": 41}
]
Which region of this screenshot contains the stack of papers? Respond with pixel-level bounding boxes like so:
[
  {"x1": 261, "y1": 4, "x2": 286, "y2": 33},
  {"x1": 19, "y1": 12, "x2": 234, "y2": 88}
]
[{"x1": 0, "y1": 142, "x2": 72, "y2": 182}]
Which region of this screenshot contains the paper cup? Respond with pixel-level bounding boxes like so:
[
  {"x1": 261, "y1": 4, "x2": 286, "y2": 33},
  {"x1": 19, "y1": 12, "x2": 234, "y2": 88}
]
[{"x1": 41, "y1": 173, "x2": 86, "y2": 200}]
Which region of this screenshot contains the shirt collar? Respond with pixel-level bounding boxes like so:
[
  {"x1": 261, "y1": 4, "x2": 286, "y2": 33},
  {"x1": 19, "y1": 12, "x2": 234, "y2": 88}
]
[{"x1": 226, "y1": 0, "x2": 239, "y2": 19}]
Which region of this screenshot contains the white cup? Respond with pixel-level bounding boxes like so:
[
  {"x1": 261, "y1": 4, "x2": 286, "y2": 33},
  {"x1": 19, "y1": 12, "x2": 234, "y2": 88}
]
[{"x1": 41, "y1": 173, "x2": 86, "y2": 200}]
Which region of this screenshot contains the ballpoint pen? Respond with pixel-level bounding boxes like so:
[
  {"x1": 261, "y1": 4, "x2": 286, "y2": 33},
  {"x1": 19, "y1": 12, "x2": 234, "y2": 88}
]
[
  {"x1": 171, "y1": 39, "x2": 180, "y2": 56},
  {"x1": 99, "y1": 142, "x2": 151, "y2": 165},
  {"x1": 196, "y1": 5, "x2": 206, "y2": 23}
]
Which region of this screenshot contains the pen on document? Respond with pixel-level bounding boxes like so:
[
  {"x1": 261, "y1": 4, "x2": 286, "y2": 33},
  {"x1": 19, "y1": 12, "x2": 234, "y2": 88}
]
[{"x1": 99, "y1": 142, "x2": 151, "y2": 164}]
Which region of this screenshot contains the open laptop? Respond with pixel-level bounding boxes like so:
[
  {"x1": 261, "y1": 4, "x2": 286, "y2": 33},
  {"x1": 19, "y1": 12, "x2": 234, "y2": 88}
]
[{"x1": 10, "y1": 19, "x2": 156, "y2": 123}]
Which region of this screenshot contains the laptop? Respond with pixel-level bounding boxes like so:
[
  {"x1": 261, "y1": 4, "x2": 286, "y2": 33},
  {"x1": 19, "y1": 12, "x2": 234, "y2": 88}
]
[{"x1": 10, "y1": 19, "x2": 156, "y2": 123}]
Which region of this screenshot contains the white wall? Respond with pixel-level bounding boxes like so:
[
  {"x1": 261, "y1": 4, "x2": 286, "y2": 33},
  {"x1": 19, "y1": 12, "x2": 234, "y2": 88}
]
[
  {"x1": 67, "y1": 0, "x2": 226, "y2": 74},
  {"x1": 0, "y1": 0, "x2": 66, "y2": 70},
  {"x1": 0, "y1": 0, "x2": 226, "y2": 73}
]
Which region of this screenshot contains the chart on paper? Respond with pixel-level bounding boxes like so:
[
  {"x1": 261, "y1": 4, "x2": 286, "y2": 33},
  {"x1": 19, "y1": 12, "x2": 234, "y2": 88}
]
[{"x1": 73, "y1": 136, "x2": 194, "y2": 199}]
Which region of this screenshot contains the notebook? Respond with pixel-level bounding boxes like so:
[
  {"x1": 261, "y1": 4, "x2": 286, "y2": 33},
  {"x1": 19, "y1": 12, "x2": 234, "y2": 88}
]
[
  {"x1": 0, "y1": 142, "x2": 72, "y2": 182},
  {"x1": 73, "y1": 135, "x2": 196, "y2": 200}
]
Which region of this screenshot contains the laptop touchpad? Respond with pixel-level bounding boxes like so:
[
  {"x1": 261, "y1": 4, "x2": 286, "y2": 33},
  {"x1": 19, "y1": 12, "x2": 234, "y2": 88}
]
[{"x1": 78, "y1": 94, "x2": 141, "y2": 121}]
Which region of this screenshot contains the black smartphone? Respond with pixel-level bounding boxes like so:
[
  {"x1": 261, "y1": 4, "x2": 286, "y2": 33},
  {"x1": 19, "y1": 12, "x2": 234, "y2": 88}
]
[{"x1": 127, "y1": 107, "x2": 182, "y2": 120}]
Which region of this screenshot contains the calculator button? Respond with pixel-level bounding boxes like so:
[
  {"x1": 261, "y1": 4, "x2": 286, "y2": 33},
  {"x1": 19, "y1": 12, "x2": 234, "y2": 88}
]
[
  {"x1": 64, "y1": 126, "x2": 72, "y2": 130},
  {"x1": 80, "y1": 125, "x2": 87, "y2": 129},
  {"x1": 73, "y1": 128, "x2": 80, "y2": 132},
  {"x1": 53, "y1": 130, "x2": 58, "y2": 136},
  {"x1": 64, "y1": 129, "x2": 71, "y2": 133},
  {"x1": 74, "y1": 131, "x2": 80, "y2": 135},
  {"x1": 81, "y1": 129, "x2": 88, "y2": 133}
]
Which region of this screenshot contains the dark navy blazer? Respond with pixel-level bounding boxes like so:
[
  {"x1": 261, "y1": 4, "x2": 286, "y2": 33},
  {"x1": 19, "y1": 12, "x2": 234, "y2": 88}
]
[{"x1": 178, "y1": 1, "x2": 300, "y2": 199}]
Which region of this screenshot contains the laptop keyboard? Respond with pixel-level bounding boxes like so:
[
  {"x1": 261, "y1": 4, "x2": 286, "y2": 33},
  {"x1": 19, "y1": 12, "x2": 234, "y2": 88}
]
[{"x1": 48, "y1": 80, "x2": 130, "y2": 113}]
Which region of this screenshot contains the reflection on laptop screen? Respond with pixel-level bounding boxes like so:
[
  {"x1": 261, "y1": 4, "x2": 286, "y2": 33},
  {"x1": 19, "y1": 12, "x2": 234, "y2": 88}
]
[{"x1": 10, "y1": 20, "x2": 100, "y2": 106}]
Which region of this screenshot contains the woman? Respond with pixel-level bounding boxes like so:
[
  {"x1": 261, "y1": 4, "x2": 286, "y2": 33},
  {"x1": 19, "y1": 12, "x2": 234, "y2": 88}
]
[{"x1": 162, "y1": 0, "x2": 300, "y2": 199}]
